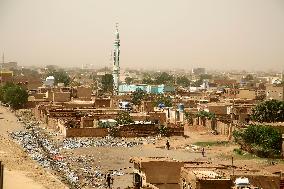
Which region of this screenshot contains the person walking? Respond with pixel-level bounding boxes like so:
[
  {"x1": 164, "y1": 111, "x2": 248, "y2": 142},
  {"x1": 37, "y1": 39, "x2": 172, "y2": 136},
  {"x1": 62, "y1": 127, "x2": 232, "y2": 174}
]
[
  {"x1": 166, "y1": 140, "x2": 170, "y2": 150},
  {"x1": 201, "y1": 147, "x2": 205, "y2": 157},
  {"x1": 106, "y1": 174, "x2": 112, "y2": 188}
]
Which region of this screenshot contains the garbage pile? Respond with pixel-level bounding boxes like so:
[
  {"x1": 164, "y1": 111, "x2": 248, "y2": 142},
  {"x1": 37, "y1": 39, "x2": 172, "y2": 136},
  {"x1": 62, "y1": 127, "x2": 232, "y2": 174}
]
[
  {"x1": 10, "y1": 119, "x2": 131, "y2": 188},
  {"x1": 61, "y1": 136, "x2": 143, "y2": 149},
  {"x1": 64, "y1": 155, "x2": 107, "y2": 188},
  {"x1": 10, "y1": 127, "x2": 80, "y2": 188},
  {"x1": 11, "y1": 110, "x2": 152, "y2": 188}
]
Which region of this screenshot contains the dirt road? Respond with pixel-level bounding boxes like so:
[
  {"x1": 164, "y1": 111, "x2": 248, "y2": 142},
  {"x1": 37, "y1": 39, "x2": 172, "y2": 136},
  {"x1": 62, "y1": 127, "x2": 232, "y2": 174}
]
[{"x1": 0, "y1": 106, "x2": 67, "y2": 189}]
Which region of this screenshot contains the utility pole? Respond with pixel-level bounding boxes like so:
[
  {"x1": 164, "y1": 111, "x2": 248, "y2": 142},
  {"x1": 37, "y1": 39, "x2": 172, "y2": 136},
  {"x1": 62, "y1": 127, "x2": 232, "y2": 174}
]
[
  {"x1": 0, "y1": 161, "x2": 4, "y2": 189},
  {"x1": 231, "y1": 156, "x2": 234, "y2": 176}
]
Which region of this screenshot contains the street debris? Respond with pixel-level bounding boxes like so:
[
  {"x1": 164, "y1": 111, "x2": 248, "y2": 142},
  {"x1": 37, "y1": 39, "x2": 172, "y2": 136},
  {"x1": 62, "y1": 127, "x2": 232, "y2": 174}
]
[
  {"x1": 9, "y1": 111, "x2": 147, "y2": 188},
  {"x1": 61, "y1": 136, "x2": 143, "y2": 149}
]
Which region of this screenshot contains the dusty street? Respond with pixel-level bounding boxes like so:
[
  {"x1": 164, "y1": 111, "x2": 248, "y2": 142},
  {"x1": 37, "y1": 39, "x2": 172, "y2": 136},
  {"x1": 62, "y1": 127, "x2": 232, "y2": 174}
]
[
  {"x1": 1, "y1": 106, "x2": 284, "y2": 189},
  {"x1": 0, "y1": 106, "x2": 67, "y2": 189}
]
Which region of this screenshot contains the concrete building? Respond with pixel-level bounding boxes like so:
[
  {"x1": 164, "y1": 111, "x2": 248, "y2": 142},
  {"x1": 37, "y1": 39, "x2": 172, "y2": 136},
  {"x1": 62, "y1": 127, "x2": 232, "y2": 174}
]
[
  {"x1": 130, "y1": 157, "x2": 186, "y2": 189},
  {"x1": 0, "y1": 62, "x2": 18, "y2": 70},
  {"x1": 75, "y1": 86, "x2": 92, "y2": 101},
  {"x1": 119, "y1": 84, "x2": 148, "y2": 93},
  {"x1": 52, "y1": 92, "x2": 71, "y2": 102},
  {"x1": 129, "y1": 158, "x2": 279, "y2": 189},
  {"x1": 192, "y1": 68, "x2": 206, "y2": 75},
  {"x1": 180, "y1": 162, "x2": 280, "y2": 189},
  {"x1": 236, "y1": 89, "x2": 256, "y2": 100},
  {"x1": 206, "y1": 103, "x2": 232, "y2": 115},
  {"x1": 0, "y1": 70, "x2": 13, "y2": 84},
  {"x1": 119, "y1": 84, "x2": 175, "y2": 94},
  {"x1": 44, "y1": 76, "x2": 55, "y2": 86},
  {"x1": 266, "y1": 84, "x2": 284, "y2": 101}
]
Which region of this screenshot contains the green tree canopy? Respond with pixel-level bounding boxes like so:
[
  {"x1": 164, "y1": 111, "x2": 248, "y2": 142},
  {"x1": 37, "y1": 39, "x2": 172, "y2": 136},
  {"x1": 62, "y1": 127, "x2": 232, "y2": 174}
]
[
  {"x1": 115, "y1": 111, "x2": 134, "y2": 125},
  {"x1": 196, "y1": 111, "x2": 216, "y2": 120},
  {"x1": 155, "y1": 95, "x2": 172, "y2": 107},
  {"x1": 0, "y1": 83, "x2": 15, "y2": 101},
  {"x1": 131, "y1": 88, "x2": 148, "y2": 106},
  {"x1": 101, "y1": 74, "x2": 114, "y2": 93},
  {"x1": 142, "y1": 77, "x2": 154, "y2": 85},
  {"x1": 176, "y1": 76, "x2": 191, "y2": 87},
  {"x1": 155, "y1": 72, "x2": 174, "y2": 85},
  {"x1": 251, "y1": 100, "x2": 284, "y2": 123},
  {"x1": 184, "y1": 111, "x2": 194, "y2": 125},
  {"x1": 191, "y1": 79, "x2": 203, "y2": 87},
  {"x1": 233, "y1": 124, "x2": 282, "y2": 157},
  {"x1": 200, "y1": 74, "x2": 212, "y2": 80},
  {"x1": 0, "y1": 83, "x2": 28, "y2": 109},
  {"x1": 125, "y1": 77, "x2": 134, "y2": 85},
  {"x1": 141, "y1": 73, "x2": 154, "y2": 85},
  {"x1": 244, "y1": 74, "x2": 254, "y2": 81},
  {"x1": 48, "y1": 70, "x2": 71, "y2": 86}
]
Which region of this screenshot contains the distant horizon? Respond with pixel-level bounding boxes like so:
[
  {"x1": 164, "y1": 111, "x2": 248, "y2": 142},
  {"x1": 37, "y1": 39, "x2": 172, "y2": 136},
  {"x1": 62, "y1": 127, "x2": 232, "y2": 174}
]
[
  {"x1": 11, "y1": 64, "x2": 281, "y2": 74},
  {"x1": 1, "y1": 0, "x2": 284, "y2": 71}
]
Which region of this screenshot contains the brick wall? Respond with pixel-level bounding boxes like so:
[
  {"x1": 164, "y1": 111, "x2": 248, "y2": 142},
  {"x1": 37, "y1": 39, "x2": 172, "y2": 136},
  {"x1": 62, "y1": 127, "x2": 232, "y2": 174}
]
[
  {"x1": 117, "y1": 124, "x2": 184, "y2": 137},
  {"x1": 65, "y1": 128, "x2": 108, "y2": 137},
  {"x1": 117, "y1": 124, "x2": 159, "y2": 137}
]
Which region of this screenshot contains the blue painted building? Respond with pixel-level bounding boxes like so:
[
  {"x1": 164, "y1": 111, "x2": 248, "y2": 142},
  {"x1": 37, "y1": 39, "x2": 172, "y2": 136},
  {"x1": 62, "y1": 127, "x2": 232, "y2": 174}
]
[{"x1": 119, "y1": 84, "x2": 175, "y2": 94}]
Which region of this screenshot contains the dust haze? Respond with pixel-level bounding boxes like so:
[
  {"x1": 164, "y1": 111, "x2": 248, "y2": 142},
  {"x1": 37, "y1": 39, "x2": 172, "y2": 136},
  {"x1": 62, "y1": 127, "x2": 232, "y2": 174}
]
[{"x1": 0, "y1": 0, "x2": 284, "y2": 71}]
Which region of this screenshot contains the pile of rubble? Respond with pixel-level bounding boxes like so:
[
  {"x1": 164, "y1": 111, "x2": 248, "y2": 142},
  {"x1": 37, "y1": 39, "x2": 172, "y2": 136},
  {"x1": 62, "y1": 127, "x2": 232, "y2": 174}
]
[
  {"x1": 61, "y1": 136, "x2": 143, "y2": 149},
  {"x1": 10, "y1": 112, "x2": 136, "y2": 188},
  {"x1": 10, "y1": 127, "x2": 81, "y2": 188},
  {"x1": 11, "y1": 110, "x2": 159, "y2": 188}
]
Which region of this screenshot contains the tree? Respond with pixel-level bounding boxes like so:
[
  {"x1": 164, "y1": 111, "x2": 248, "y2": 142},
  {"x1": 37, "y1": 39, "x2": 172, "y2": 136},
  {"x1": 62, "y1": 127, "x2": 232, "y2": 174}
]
[
  {"x1": 142, "y1": 77, "x2": 154, "y2": 85},
  {"x1": 45, "y1": 65, "x2": 58, "y2": 72},
  {"x1": 251, "y1": 100, "x2": 284, "y2": 123},
  {"x1": 191, "y1": 79, "x2": 203, "y2": 87},
  {"x1": 131, "y1": 88, "x2": 148, "y2": 106},
  {"x1": 141, "y1": 73, "x2": 155, "y2": 84},
  {"x1": 233, "y1": 124, "x2": 282, "y2": 157},
  {"x1": 0, "y1": 83, "x2": 15, "y2": 101},
  {"x1": 48, "y1": 70, "x2": 71, "y2": 86},
  {"x1": 176, "y1": 76, "x2": 190, "y2": 87},
  {"x1": 196, "y1": 111, "x2": 216, "y2": 120},
  {"x1": 115, "y1": 111, "x2": 134, "y2": 125},
  {"x1": 158, "y1": 125, "x2": 169, "y2": 136},
  {"x1": 200, "y1": 74, "x2": 212, "y2": 80},
  {"x1": 184, "y1": 111, "x2": 194, "y2": 125},
  {"x1": 125, "y1": 77, "x2": 134, "y2": 85},
  {"x1": 0, "y1": 83, "x2": 28, "y2": 109},
  {"x1": 155, "y1": 72, "x2": 174, "y2": 85},
  {"x1": 101, "y1": 74, "x2": 114, "y2": 93},
  {"x1": 244, "y1": 74, "x2": 254, "y2": 81},
  {"x1": 155, "y1": 95, "x2": 172, "y2": 107}
]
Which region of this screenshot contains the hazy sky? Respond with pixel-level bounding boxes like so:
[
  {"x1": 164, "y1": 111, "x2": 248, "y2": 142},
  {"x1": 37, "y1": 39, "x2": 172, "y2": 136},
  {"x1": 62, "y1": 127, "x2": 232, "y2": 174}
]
[{"x1": 0, "y1": 0, "x2": 284, "y2": 71}]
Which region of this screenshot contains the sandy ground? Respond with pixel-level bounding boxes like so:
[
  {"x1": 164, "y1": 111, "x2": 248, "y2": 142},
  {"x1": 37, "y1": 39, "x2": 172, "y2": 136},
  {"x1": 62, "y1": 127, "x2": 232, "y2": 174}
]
[
  {"x1": 0, "y1": 106, "x2": 67, "y2": 189},
  {"x1": 60, "y1": 129, "x2": 231, "y2": 188},
  {"x1": 1, "y1": 105, "x2": 284, "y2": 189}
]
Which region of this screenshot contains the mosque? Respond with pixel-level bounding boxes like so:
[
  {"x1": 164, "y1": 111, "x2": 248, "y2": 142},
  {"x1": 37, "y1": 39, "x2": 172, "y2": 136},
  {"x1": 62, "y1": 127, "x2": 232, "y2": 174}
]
[{"x1": 111, "y1": 24, "x2": 175, "y2": 95}]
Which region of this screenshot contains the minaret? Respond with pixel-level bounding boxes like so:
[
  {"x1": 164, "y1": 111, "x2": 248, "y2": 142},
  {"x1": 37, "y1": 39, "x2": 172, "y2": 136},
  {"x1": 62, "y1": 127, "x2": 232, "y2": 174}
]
[{"x1": 112, "y1": 23, "x2": 120, "y2": 95}]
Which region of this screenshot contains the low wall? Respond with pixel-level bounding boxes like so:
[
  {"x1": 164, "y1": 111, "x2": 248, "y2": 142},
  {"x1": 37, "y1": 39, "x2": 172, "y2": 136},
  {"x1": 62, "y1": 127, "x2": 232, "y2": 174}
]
[
  {"x1": 117, "y1": 124, "x2": 184, "y2": 137},
  {"x1": 65, "y1": 128, "x2": 108, "y2": 138},
  {"x1": 48, "y1": 122, "x2": 184, "y2": 138},
  {"x1": 167, "y1": 127, "x2": 184, "y2": 136},
  {"x1": 194, "y1": 117, "x2": 233, "y2": 136},
  {"x1": 117, "y1": 124, "x2": 159, "y2": 137}
]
